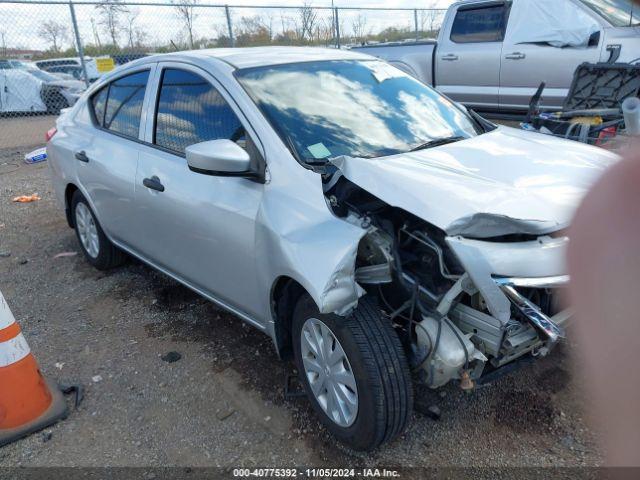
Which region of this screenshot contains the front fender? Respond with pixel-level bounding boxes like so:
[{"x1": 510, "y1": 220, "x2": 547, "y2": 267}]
[{"x1": 256, "y1": 188, "x2": 367, "y2": 319}]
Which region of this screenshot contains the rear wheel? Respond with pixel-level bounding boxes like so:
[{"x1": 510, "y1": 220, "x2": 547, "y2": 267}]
[
  {"x1": 71, "y1": 190, "x2": 126, "y2": 270},
  {"x1": 292, "y1": 294, "x2": 412, "y2": 451}
]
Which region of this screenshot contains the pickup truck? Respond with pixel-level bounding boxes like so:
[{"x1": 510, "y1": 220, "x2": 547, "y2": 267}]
[{"x1": 352, "y1": 0, "x2": 639, "y2": 115}]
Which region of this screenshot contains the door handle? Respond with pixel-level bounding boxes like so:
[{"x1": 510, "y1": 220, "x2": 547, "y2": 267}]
[
  {"x1": 143, "y1": 176, "x2": 165, "y2": 192},
  {"x1": 505, "y1": 52, "x2": 526, "y2": 60},
  {"x1": 441, "y1": 54, "x2": 459, "y2": 61},
  {"x1": 75, "y1": 151, "x2": 89, "y2": 163}
]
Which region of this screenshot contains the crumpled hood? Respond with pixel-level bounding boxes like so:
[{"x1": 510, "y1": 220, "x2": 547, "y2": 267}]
[{"x1": 331, "y1": 126, "x2": 619, "y2": 237}]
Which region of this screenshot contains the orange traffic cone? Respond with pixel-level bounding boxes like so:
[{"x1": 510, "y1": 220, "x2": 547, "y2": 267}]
[{"x1": 0, "y1": 290, "x2": 68, "y2": 447}]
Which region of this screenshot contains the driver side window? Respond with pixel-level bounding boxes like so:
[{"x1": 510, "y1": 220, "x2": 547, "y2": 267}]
[
  {"x1": 450, "y1": 5, "x2": 508, "y2": 43},
  {"x1": 154, "y1": 68, "x2": 245, "y2": 156}
]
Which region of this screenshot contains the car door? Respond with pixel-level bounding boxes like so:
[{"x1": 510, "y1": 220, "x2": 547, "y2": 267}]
[
  {"x1": 134, "y1": 63, "x2": 266, "y2": 320},
  {"x1": 75, "y1": 68, "x2": 153, "y2": 246},
  {"x1": 499, "y1": 0, "x2": 603, "y2": 110},
  {"x1": 436, "y1": 1, "x2": 509, "y2": 109}
]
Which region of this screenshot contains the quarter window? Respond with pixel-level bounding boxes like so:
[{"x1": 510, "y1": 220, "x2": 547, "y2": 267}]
[
  {"x1": 154, "y1": 68, "x2": 244, "y2": 155},
  {"x1": 103, "y1": 70, "x2": 149, "y2": 138},
  {"x1": 450, "y1": 5, "x2": 508, "y2": 43},
  {"x1": 91, "y1": 86, "x2": 108, "y2": 126}
]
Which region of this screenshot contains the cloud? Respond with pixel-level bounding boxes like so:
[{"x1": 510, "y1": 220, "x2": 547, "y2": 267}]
[{"x1": 242, "y1": 69, "x2": 405, "y2": 153}]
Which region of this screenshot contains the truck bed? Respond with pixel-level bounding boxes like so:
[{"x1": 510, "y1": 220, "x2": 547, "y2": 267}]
[{"x1": 351, "y1": 41, "x2": 437, "y2": 85}]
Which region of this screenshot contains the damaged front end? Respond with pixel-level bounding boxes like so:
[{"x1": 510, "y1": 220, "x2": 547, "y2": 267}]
[{"x1": 324, "y1": 175, "x2": 571, "y2": 390}]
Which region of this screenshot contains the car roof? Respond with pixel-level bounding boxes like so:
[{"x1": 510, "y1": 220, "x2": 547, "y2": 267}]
[
  {"x1": 49, "y1": 64, "x2": 80, "y2": 69},
  {"x1": 147, "y1": 46, "x2": 374, "y2": 69},
  {"x1": 37, "y1": 57, "x2": 91, "y2": 63}
]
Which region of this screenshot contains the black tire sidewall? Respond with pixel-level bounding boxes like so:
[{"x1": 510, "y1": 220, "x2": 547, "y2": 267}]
[
  {"x1": 44, "y1": 92, "x2": 68, "y2": 115},
  {"x1": 292, "y1": 295, "x2": 384, "y2": 450}
]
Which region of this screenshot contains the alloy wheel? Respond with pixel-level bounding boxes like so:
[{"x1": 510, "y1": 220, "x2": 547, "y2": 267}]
[{"x1": 75, "y1": 202, "x2": 100, "y2": 258}]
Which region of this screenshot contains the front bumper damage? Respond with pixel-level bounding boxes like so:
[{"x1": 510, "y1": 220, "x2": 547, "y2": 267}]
[
  {"x1": 413, "y1": 234, "x2": 572, "y2": 388},
  {"x1": 497, "y1": 280, "x2": 566, "y2": 343},
  {"x1": 321, "y1": 156, "x2": 580, "y2": 390},
  {"x1": 446, "y1": 235, "x2": 569, "y2": 322}
]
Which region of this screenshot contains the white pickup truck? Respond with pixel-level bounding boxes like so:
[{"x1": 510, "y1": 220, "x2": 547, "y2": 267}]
[{"x1": 352, "y1": 0, "x2": 639, "y2": 114}]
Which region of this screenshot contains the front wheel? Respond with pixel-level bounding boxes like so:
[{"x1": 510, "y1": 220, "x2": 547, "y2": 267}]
[{"x1": 292, "y1": 295, "x2": 413, "y2": 451}]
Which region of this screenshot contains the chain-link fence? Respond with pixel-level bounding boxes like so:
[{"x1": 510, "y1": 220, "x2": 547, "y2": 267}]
[{"x1": 0, "y1": 1, "x2": 446, "y2": 122}]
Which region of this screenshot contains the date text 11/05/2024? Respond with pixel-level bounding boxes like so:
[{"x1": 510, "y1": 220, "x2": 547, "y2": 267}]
[{"x1": 232, "y1": 468, "x2": 401, "y2": 478}]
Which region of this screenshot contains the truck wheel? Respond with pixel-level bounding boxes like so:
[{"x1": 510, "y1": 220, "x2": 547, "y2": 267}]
[
  {"x1": 71, "y1": 190, "x2": 126, "y2": 270},
  {"x1": 292, "y1": 294, "x2": 413, "y2": 451}
]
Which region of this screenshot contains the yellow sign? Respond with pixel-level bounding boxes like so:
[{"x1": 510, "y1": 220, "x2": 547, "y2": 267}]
[{"x1": 95, "y1": 57, "x2": 115, "y2": 73}]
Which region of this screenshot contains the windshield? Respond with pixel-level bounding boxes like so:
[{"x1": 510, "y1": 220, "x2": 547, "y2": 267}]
[
  {"x1": 579, "y1": 0, "x2": 638, "y2": 26},
  {"x1": 236, "y1": 60, "x2": 481, "y2": 163},
  {"x1": 30, "y1": 70, "x2": 59, "y2": 82}
]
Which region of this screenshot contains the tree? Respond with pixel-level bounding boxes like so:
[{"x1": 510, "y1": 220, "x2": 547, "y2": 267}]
[
  {"x1": 374, "y1": 26, "x2": 412, "y2": 44},
  {"x1": 173, "y1": 0, "x2": 198, "y2": 49},
  {"x1": 0, "y1": 30, "x2": 7, "y2": 57},
  {"x1": 297, "y1": 2, "x2": 317, "y2": 42},
  {"x1": 315, "y1": 15, "x2": 334, "y2": 46},
  {"x1": 96, "y1": 0, "x2": 129, "y2": 48},
  {"x1": 420, "y1": 3, "x2": 442, "y2": 36},
  {"x1": 277, "y1": 13, "x2": 294, "y2": 44},
  {"x1": 124, "y1": 8, "x2": 145, "y2": 49},
  {"x1": 235, "y1": 16, "x2": 272, "y2": 47},
  {"x1": 132, "y1": 26, "x2": 148, "y2": 50},
  {"x1": 38, "y1": 20, "x2": 68, "y2": 52},
  {"x1": 90, "y1": 18, "x2": 102, "y2": 48},
  {"x1": 350, "y1": 13, "x2": 368, "y2": 44},
  {"x1": 257, "y1": 12, "x2": 275, "y2": 42}
]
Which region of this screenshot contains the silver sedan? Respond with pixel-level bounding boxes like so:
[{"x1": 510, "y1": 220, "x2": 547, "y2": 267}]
[{"x1": 47, "y1": 47, "x2": 616, "y2": 450}]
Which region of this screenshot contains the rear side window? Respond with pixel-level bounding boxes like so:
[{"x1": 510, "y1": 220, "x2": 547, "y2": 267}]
[
  {"x1": 450, "y1": 5, "x2": 508, "y2": 43},
  {"x1": 154, "y1": 68, "x2": 243, "y2": 155},
  {"x1": 103, "y1": 70, "x2": 149, "y2": 138},
  {"x1": 91, "y1": 86, "x2": 108, "y2": 126}
]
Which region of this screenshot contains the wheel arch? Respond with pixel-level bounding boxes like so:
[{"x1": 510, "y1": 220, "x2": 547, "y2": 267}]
[
  {"x1": 64, "y1": 183, "x2": 79, "y2": 228},
  {"x1": 270, "y1": 275, "x2": 308, "y2": 360}
]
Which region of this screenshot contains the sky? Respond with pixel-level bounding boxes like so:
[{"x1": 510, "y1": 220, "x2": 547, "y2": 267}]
[{"x1": 1, "y1": 0, "x2": 456, "y2": 52}]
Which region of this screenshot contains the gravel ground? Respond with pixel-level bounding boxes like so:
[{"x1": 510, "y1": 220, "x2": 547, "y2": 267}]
[
  {"x1": 0, "y1": 128, "x2": 602, "y2": 467},
  {"x1": 0, "y1": 115, "x2": 57, "y2": 150}
]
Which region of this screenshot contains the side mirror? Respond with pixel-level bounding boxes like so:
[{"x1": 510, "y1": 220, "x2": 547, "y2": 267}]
[
  {"x1": 588, "y1": 31, "x2": 601, "y2": 48},
  {"x1": 186, "y1": 139, "x2": 251, "y2": 176}
]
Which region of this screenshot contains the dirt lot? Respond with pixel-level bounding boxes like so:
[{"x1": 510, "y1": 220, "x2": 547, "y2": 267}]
[
  {"x1": 0, "y1": 121, "x2": 602, "y2": 468},
  {"x1": 0, "y1": 115, "x2": 57, "y2": 150}
]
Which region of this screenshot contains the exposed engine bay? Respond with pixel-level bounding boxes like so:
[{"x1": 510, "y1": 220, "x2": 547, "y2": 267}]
[{"x1": 323, "y1": 172, "x2": 571, "y2": 390}]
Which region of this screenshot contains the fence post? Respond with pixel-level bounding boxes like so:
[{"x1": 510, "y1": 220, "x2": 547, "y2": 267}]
[
  {"x1": 68, "y1": 0, "x2": 90, "y2": 87},
  {"x1": 225, "y1": 5, "x2": 235, "y2": 47},
  {"x1": 334, "y1": 7, "x2": 340, "y2": 49},
  {"x1": 414, "y1": 9, "x2": 419, "y2": 42}
]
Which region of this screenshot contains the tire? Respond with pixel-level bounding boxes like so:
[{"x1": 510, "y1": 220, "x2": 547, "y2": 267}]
[
  {"x1": 292, "y1": 294, "x2": 413, "y2": 451},
  {"x1": 71, "y1": 190, "x2": 126, "y2": 270},
  {"x1": 42, "y1": 90, "x2": 68, "y2": 115}
]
